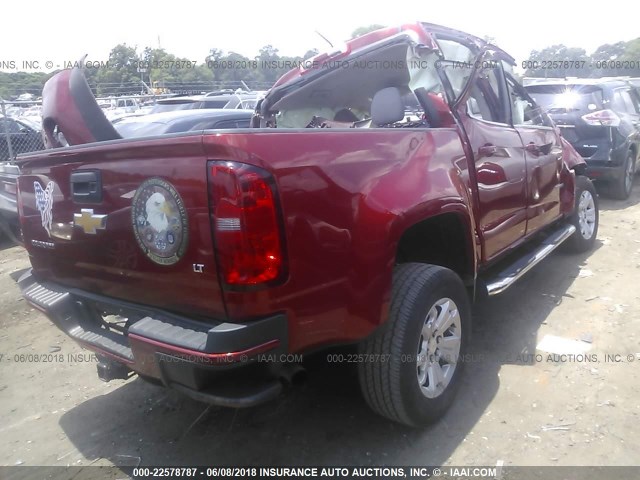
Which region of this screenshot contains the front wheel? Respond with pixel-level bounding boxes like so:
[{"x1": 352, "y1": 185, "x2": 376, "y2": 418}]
[
  {"x1": 358, "y1": 263, "x2": 471, "y2": 427},
  {"x1": 564, "y1": 175, "x2": 599, "y2": 253}
]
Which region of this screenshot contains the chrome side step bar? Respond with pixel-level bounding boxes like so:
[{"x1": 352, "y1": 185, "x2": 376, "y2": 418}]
[{"x1": 484, "y1": 224, "x2": 576, "y2": 296}]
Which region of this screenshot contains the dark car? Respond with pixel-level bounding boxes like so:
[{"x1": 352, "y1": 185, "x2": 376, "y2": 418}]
[
  {"x1": 0, "y1": 162, "x2": 20, "y2": 243},
  {"x1": 0, "y1": 116, "x2": 45, "y2": 162},
  {"x1": 150, "y1": 93, "x2": 260, "y2": 114},
  {"x1": 114, "y1": 109, "x2": 253, "y2": 138},
  {"x1": 525, "y1": 79, "x2": 640, "y2": 199}
]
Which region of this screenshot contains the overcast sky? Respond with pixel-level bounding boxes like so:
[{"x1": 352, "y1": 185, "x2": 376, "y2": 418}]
[{"x1": 1, "y1": 0, "x2": 639, "y2": 72}]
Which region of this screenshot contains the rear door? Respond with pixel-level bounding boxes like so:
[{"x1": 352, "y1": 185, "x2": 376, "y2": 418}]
[
  {"x1": 505, "y1": 72, "x2": 563, "y2": 232},
  {"x1": 451, "y1": 58, "x2": 529, "y2": 261},
  {"x1": 612, "y1": 87, "x2": 640, "y2": 147}
]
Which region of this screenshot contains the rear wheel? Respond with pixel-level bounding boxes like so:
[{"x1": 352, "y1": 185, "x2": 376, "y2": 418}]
[
  {"x1": 358, "y1": 263, "x2": 470, "y2": 427},
  {"x1": 564, "y1": 175, "x2": 599, "y2": 253},
  {"x1": 609, "y1": 151, "x2": 635, "y2": 200}
]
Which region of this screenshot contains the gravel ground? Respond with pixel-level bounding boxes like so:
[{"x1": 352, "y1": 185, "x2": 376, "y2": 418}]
[{"x1": 1, "y1": 178, "x2": 639, "y2": 476}]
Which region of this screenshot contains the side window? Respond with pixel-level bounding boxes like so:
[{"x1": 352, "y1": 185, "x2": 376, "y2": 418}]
[
  {"x1": 613, "y1": 89, "x2": 639, "y2": 114},
  {"x1": 435, "y1": 39, "x2": 476, "y2": 99},
  {"x1": 1, "y1": 118, "x2": 21, "y2": 133},
  {"x1": 466, "y1": 65, "x2": 509, "y2": 124},
  {"x1": 214, "y1": 120, "x2": 240, "y2": 129},
  {"x1": 506, "y1": 76, "x2": 552, "y2": 127},
  {"x1": 630, "y1": 88, "x2": 640, "y2": 113}
]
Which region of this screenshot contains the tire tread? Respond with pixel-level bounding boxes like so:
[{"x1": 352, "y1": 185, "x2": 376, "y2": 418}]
[{"x1": 359, "y1": 263, "x2": 457, "y2": 425}]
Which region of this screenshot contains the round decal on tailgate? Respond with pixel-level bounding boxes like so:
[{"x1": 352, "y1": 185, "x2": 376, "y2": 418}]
[{"x1": 131, "y1": 178, "x2": 188, "y2": 265}]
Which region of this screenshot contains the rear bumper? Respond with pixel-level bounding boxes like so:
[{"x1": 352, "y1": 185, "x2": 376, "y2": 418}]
[
  {"x1": 586, "y1": 163, "x2": 625, "y2": 182},
  {"x1": 575, "y1": 141, "x2": 630, "y2": 182},
  {"x1": 16, "y1": 269, "x2": 289, "y2": 408}
]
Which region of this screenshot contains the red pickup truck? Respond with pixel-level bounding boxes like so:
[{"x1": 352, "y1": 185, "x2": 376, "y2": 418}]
[{"x1": 15, "y1": 23, "x2": 598, "y2": 427}]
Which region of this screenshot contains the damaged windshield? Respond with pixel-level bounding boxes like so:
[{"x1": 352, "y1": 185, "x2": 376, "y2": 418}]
[{"x1": 266, "y1": 40, "x2": 449, "y2": 129}]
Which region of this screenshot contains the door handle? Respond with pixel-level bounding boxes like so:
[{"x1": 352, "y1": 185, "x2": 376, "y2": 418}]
[
  {"x1": 478, "y1": 144, "x2": 497, "y2": 157},
  {"x1": 525, "y1": 143, "x2": 541, "y2": 155},
  {"x1": 70, "y1": 170, "x2": 102, "y2": 204}
]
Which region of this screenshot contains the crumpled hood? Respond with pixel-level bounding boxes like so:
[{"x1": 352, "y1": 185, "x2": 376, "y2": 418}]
[{"x1": 41, "y1": 63, "x2": 121, "y2": 148}]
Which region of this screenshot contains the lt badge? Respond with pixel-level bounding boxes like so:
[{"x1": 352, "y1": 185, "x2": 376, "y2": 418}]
[{"x1": 131, "y1": 178, "x2": 188, "y2": 266}]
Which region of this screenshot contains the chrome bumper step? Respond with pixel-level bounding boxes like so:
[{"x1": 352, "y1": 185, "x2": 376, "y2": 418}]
[{"x1": 484, "y1": 224, "x2": 576, "y2": 296}]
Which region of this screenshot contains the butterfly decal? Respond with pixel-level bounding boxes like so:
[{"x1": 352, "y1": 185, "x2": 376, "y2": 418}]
[{"x1": 34, "y1": 181, "x2": 55, "y2": 237}]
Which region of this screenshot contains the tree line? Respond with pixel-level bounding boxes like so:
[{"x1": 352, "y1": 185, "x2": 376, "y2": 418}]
[
  {"x1": 1, "y1": 27, "x2": 639, "y2": 100},
  {"x1": 524, "y1": 38, "x2": 640, "y2": 78}
]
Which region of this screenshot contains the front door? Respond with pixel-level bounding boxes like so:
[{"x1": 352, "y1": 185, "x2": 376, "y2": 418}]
[{"x1": 455, "y1": 62, "x2": 529, "y2": 261}]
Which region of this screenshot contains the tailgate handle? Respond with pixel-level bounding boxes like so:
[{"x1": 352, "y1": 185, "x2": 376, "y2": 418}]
[{"x1": 70, "y1": 170, "x2": 102, "y2": 203}]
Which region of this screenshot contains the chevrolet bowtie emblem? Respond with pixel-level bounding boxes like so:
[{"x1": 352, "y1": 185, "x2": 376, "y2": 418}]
[{"x1": 73, "y1": 209, "x2": 107, "y2": 234}]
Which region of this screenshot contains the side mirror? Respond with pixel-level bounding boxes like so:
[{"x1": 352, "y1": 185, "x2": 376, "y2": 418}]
[{"x1": 371, "y1": 87, "x2": 404, "y2": 126}]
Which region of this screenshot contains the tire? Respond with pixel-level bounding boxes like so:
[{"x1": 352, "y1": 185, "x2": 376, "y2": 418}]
[
  {"x1": 358, "y1": 263, "x2": 471, "y2": 427},
  {"x1": 564, "y1": 175, "x2": 599, "y2": 253},
  {"x1": 609, "y1": 151, "x2": 635, "y2": 200}
]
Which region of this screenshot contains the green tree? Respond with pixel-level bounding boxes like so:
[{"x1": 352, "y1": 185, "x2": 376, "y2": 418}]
[
  {"x1": 96, "y1": 44, "x2": 140, "y2": 95},
  {"x1": 618, "y1": 38, "x2": 640, "y2": 77},
  {"x1": 591, "y1": 41, "x2": 627, "y2": 77},
  {"x1": 206, "y1": 48, "x2": 225, "y2": 85},
  {"x1": 351, "y1": 24, "x2": 385, "y2": 39},
  {"x1": 256, "y1": 45, "x2": 282, "y2": 84},
  {"x1": 303, "y1": 49, "x2": 319, "y2": 60},
  {"x1": 525, "y1": 45, "x2": 590, "y2": 78}
]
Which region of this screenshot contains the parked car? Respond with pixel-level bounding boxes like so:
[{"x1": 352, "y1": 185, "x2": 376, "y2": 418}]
[
  {"x1": 150, "y1": 93, "x2": 260, "y2": 113},
  {"x1": 0, "y1": 162, "x2": 21, "y2": 243},
  {"x1": 525, "y1": 79, "x2": 640, "y2": 199},
  {"x1": 15, "y1": 22, "x2": 598, "y2": 427},
  {"x1": 15, "y1": 116, "x2": 42, "y2": 132},
  {"x1": 0, "y1": 116, "x2": 45, "y2": 161},
  {"x1": 114, "y1": 109, "x2": 253, "y2": 137}
]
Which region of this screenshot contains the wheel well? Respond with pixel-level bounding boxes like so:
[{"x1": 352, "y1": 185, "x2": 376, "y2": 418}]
[
  {"x1": 573, "y1": 163, "x2": 587, "y2": 176},
  {"x1": 396, "y1": 213, "x2": 474, "y2": 285}
]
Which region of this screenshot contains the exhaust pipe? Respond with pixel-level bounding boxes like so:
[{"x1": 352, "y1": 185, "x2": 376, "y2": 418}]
[{"x1": 277, "y1": 363, "x2": 307, "y2": 386}]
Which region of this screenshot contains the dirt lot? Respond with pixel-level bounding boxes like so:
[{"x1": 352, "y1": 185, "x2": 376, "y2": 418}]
[{"x1": 1, "y1": 179, "x2": 639, "y2": 475}]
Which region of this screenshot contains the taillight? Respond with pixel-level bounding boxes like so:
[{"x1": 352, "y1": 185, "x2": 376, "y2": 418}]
[
  {"x1": 208, "y1": 161, "x2": 285, "y2": 287},
  {"x1": 581, "y1": 109, "x2": 620, "y2": 127}
]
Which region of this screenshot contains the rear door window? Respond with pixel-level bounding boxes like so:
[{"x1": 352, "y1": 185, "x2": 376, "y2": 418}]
[
  {"x1": 433, "y1": 39, "x2": 476, "y2": 99},
  {"x1": 612, "y1": 89, "x2": 639, "y2": 114},
  {"x1": 1, "y1": 118, "x2": 22, "y2": 133},
  {"x1": 505, "y1": 75, "x2": 552, "y2": 127},
  {"x1": 202, "y1": 100, "x2": 229, "y2": 109},
  {"x1": 465, "y1": 64, "x2": 509, "y2": 124},
  {"x1": 526, "y1": 85, "x2": 604, "y2": 115},
  {"x1": 214, "y1": 119, "x2": 250, "y2": 129}
]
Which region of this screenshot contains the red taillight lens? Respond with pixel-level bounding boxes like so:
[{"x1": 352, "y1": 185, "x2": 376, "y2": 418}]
[
  {"x1": 581, "y1": 109, "x2": 620, "y2": 127},
  {"x1": 208, "y1": 161, "x2": 285, "y2": 286}
]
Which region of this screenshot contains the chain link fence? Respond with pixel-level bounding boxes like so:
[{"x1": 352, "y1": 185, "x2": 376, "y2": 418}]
[
  {"x1": 1, "y1": 100, "x2": 45, "y2": 162},
  {"x1": 1, "y1": 84, "x2": 270, "y2": 162}
]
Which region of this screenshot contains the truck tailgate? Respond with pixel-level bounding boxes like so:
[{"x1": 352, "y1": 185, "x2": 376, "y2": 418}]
[{"x1": 17, "y1": 135, "x2": 227, "y2": 320}]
